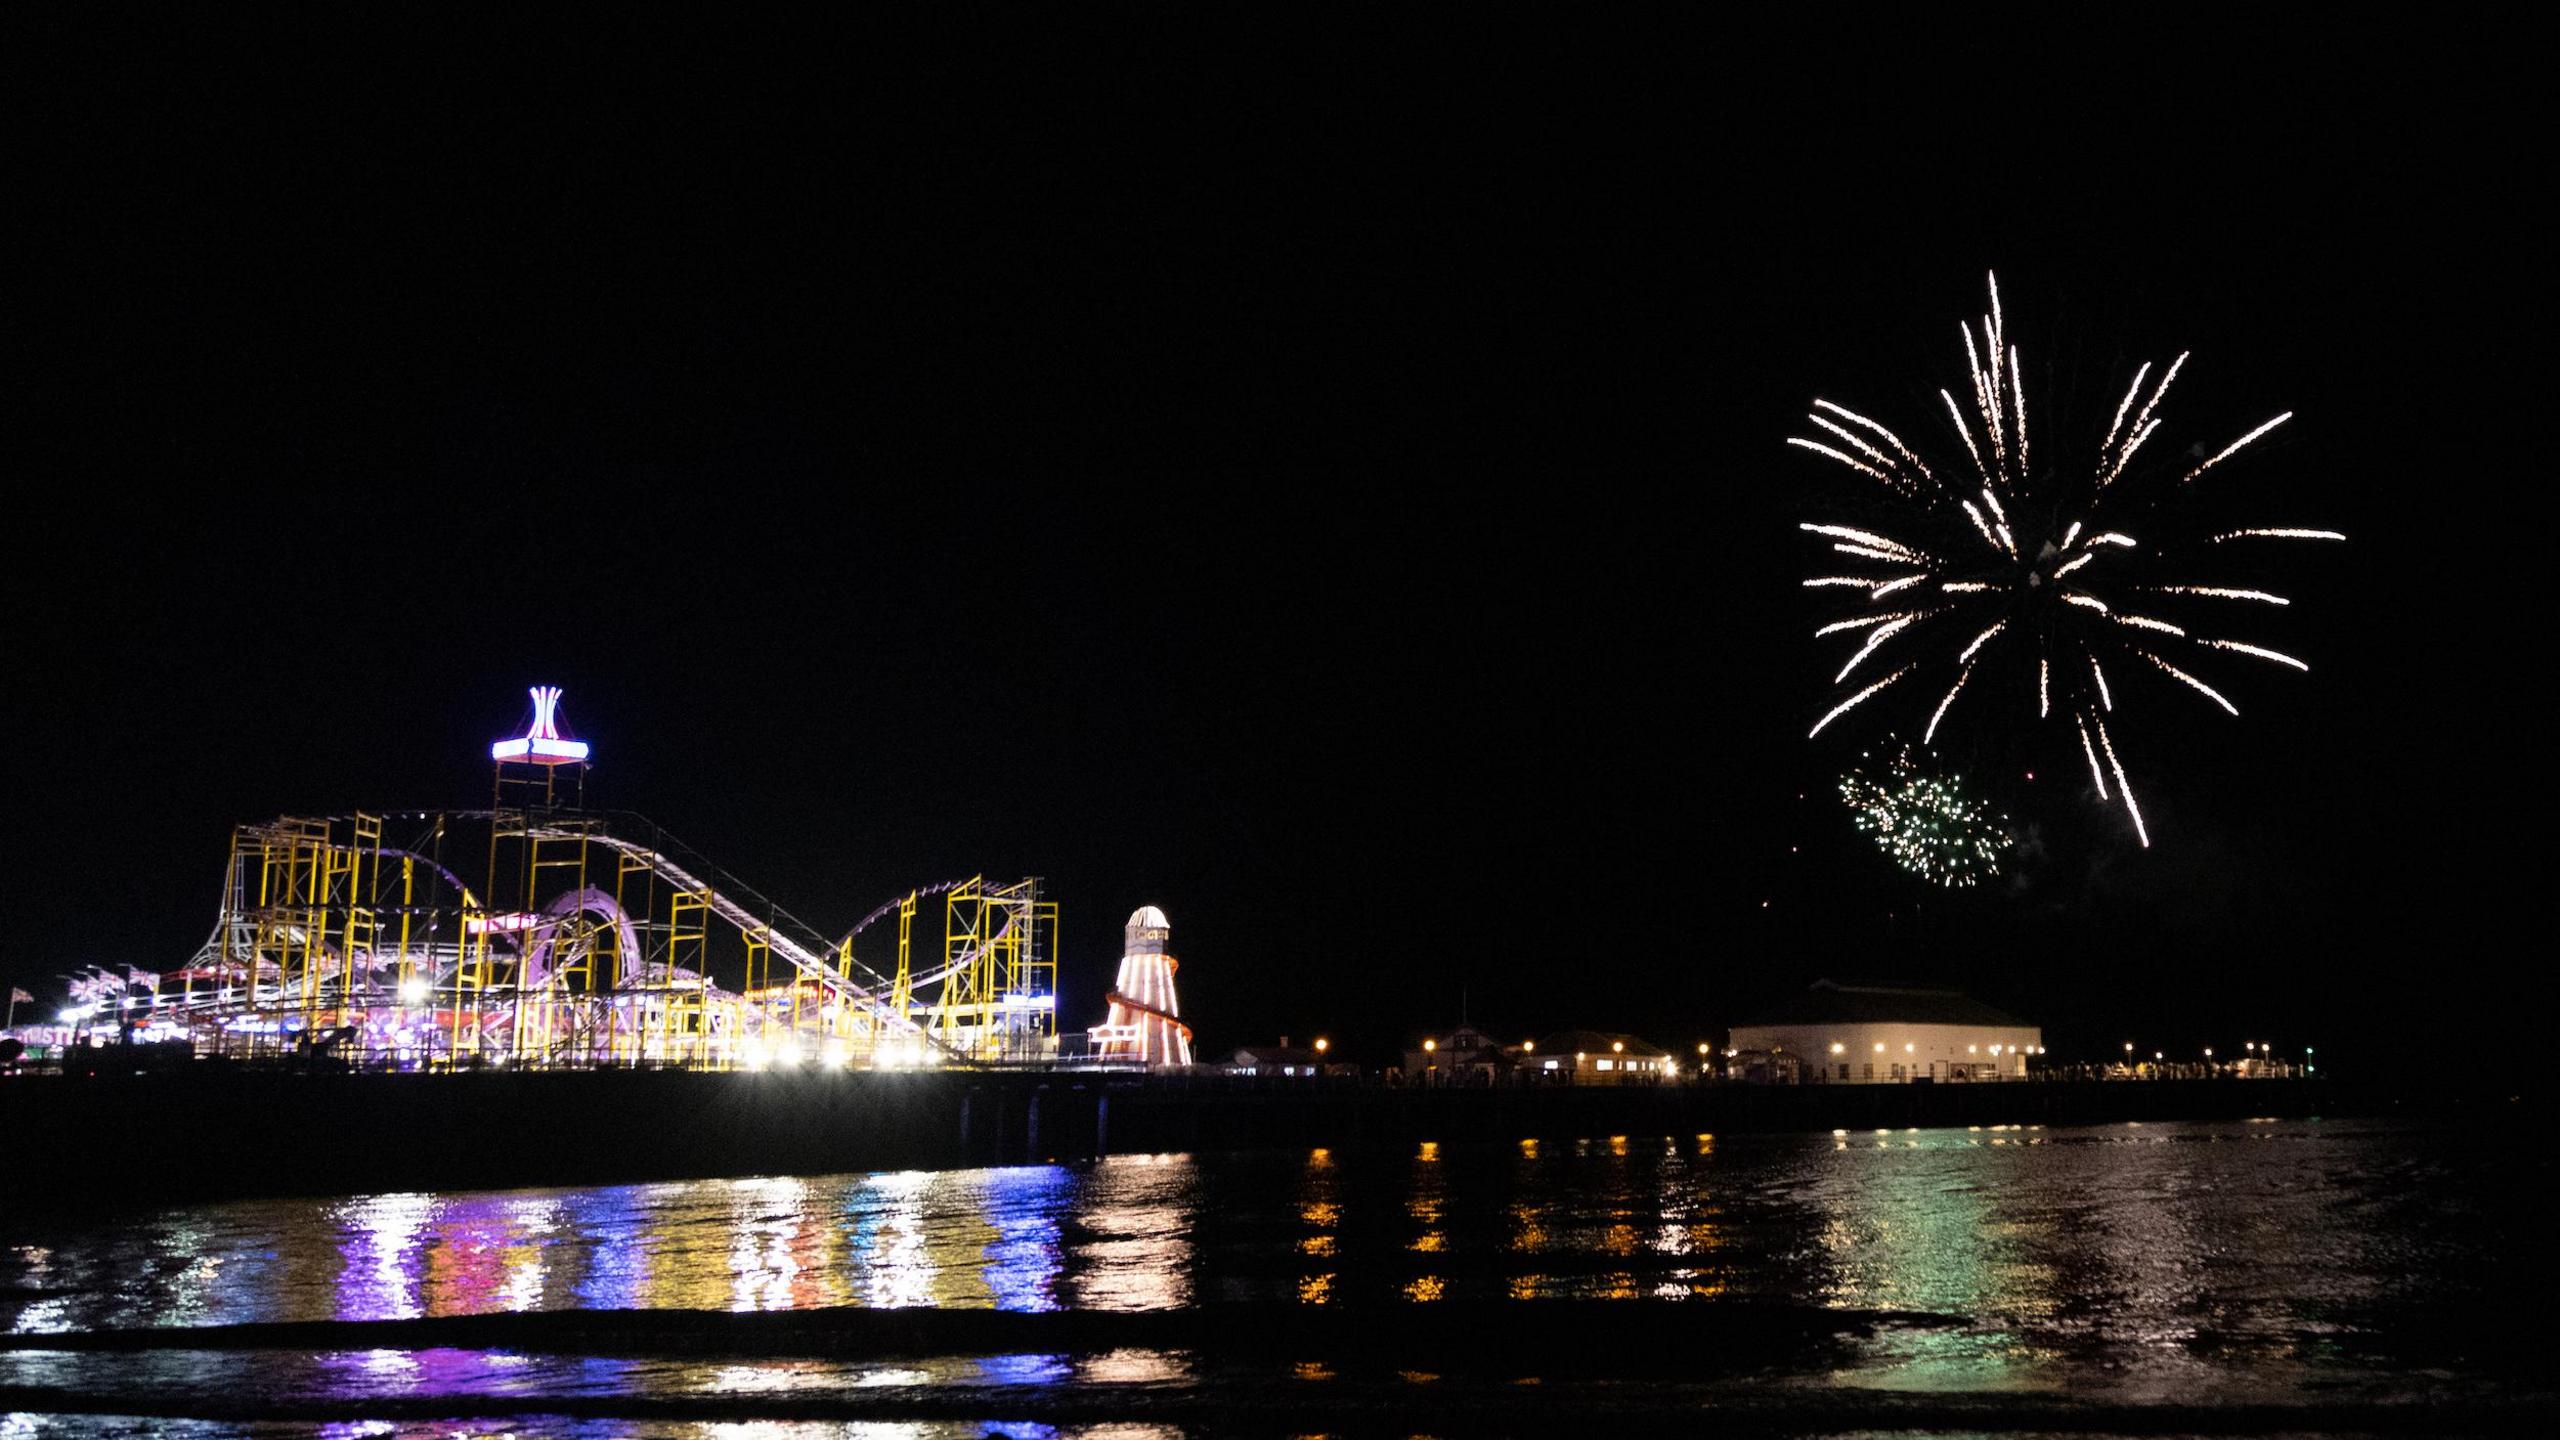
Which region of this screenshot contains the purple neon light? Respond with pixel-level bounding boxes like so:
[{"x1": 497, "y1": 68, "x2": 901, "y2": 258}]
[{"x1": 492, "y1": 685, "x2": 591, "y2": 764}]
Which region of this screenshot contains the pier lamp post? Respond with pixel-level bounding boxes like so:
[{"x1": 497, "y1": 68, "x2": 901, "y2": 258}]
[{"x1": 1313, "y1": 1037, "x2": 1329, "y2": 1054}]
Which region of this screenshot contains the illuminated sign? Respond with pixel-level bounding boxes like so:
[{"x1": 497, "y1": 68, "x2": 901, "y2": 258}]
[{"x1": 491, "y1": 685, "x2": 591, "y2": 764}]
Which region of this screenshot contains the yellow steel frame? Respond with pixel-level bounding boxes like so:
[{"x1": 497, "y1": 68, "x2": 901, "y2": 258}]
[
  {"x1": 336, "y1": 813, "x2": 381, "y2": 1032},
  {"x1": 935, "y1": 877, "x2": 990, "y2": 1055},
  {"x1": 182, "y1": 798, "x2": 1058, "y2": 1075},
  {"x1": 518, "y1": 824, "x2": 595, "y2": 1068},
  {"x1": 892, "y1": 892, "x2": 916, "y2": 1019},
  {"x1": 666, "y1": 888, "x2": 711, "y2": 1065},
  {"x1": 612, "y1": 849, "x2": 657, "y2": 1064}
]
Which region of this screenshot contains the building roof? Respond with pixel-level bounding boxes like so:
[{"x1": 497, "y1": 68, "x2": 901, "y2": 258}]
[
  {"x1": 1126, "y1": 905, "x2": 1169, "y2": 931},
  {"x1": 1737, "y1": 978, "x2": 2030, "y2": 1029},
  {"x1": 1232, "y1": 1044, "x2": 1321, "y2": 1065},
  {"x1": 1412, "y1": 1023, "x2": 1505, "y2": 1052},
  {"x1": 1538, "y1": 1029, "x2": 1668, "y2": 1059}
]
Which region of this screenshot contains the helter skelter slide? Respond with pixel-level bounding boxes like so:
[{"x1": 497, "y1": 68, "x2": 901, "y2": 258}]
[{"x1": 124, "y1": 689, "x2": 1064, "y2": 1071}]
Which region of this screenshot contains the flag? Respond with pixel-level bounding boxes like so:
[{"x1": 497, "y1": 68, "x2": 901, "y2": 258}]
[{"x1": 8, "y1": 988, "x2": 29, "y2": 1006}]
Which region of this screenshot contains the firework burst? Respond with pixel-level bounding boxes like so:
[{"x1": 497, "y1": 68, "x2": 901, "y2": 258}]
[
  {"x1": 1794, "y1": 275, "x2": 2339, "y2": 847},
  {"x1": 1841, "y1": 741, "x2": 2016, "y2": 888}
]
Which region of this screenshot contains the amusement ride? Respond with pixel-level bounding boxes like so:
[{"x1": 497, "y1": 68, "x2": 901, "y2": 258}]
[{"x1": 78, "y1": 689, "x2": 1084, "y2": 1071}]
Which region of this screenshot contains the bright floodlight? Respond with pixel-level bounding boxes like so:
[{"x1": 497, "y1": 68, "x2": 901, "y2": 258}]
[
  {"x1": 491, "y1": 685, "x2": 591, "y2": 765},
  {"x1": 398, "y1": 977, "x2": 430, "y2": 1006},
  {"x1": 59, "y1": 1007, "x2": 85, "y2": 1025}
]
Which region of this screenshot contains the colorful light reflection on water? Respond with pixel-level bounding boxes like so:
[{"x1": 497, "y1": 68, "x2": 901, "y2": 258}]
[{"x1": 0, "y1": 1119, "x2": 2548, "y2": 1432}]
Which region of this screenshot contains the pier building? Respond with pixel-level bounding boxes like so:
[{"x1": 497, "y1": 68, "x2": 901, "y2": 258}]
[{"x1": 1726, "y1": 979, "x2": 2041, "y2": 1083}]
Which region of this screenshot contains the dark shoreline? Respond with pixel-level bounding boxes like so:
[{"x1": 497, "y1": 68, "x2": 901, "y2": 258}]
[
  {"x1": 0, "y1": 1068, "x2": 2514, "y2": 1210},
  {"x1": 5, "y1": 1300, "x2": 2552, "y2": 1434}
]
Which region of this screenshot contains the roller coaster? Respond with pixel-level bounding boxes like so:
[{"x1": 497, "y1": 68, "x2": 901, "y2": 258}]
[{"x1": 102, "y1": 691, "x2": 1069, "y2": 1071}]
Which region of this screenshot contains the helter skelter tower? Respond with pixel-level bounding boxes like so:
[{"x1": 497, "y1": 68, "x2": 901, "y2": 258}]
[{"x1": 1090, "y1": 905, "x2": 1192, "y2": 1067}]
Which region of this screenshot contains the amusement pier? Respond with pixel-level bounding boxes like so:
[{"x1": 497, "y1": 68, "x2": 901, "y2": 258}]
[{"x1": 5, "y1": 688, "x2": 2337, "y2": 1206}]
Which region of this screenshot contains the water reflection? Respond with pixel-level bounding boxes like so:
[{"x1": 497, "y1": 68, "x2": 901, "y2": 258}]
[
  {"x1": 1296, "y1": 1147, "x2": 1341, "y2": 1304},
  {"x1": 1064, "y1": 1155, "x2": 1196, "y2": 1311},
  {"x1": 979, "y1": 1167, "x2": 1071, "y2": 1313},
  {"x1": 0, "y1": 1119, "x2": 2534, "y2": 1416},
  {"x1": 412, "y1": 1192, "x2": 561, "y2": 1316},
  {"x1": 729, "y1": 1177, "x2": 836, "y2": 1311}
]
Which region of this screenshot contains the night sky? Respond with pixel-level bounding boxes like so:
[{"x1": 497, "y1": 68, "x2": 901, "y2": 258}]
[{"x1": 16, "y1": 13, "x2": 2537, "y2": 1080}]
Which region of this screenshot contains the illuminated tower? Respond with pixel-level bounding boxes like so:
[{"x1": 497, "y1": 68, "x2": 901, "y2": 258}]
[
  {"x1": 472, "y1": 685, "x2": 596, "y2": 1064},
  {"x1": 490, "y1": 684, "x2": 591, "y2": 802},
  {"x1": 1091, "y1": 905, "x2": 1192, "y2": 1067}
]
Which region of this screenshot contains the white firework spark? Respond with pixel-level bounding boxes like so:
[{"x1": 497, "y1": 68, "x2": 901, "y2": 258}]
[
  {"x1": 2100, "y1": 362, "x2": 2150, "y2": 455},
  {"x1": 1786, "y1": 436, "x2": 1894, "y2": 484},
  {"x1": 2075, "y1": 713, "x2": 2110, "y2": 800},
  {"x1": 1791, "y1": 272, "x2": 2339, "y2": 846},
  {"x1": 2152, "y1": 585, "x2": 2289, "y2": 605},
  {"x1": 2183, "y1": 411, "x2": 2292, "y2": 483},
  {"x1": 2094, "y1": 712, "x2": 2148, "y2": 848},
  {"x1": 1836, "y1": 615, "x2": 1918, "y2": 683},
  {"x1": 2111, "y1": 613, "x2": 2187, "y2": 637},
  {"x1": 1801, "y1": 523, "x2": 1925, "y2": 558},
  {"x1": 1941, "y1": 388, "x2": 1993, "y2": 484},
  {"x1": 1926, "y1": 662, "x2": 1975, "y2": 745},
  {"x1": 1807, "y1": 414, "x2": 1896, "y2": 469},
  {"x1": 1813, "y1": 399, "x2": 1937, "y2": 486},
  {"x1": 2212, "y1": 528, "x2": 2347, "y2": 543},
  {"x1": 2136, "y1": 650, "x2": 2239, "y2": 716},
  {"x1": 1808, "y1": 663, "x2": 1917, "y2": 739},
  {"x1": 1834, "y1": 542, "x2": 1911, "y2": 563},
  {"x1": 2201, "y1": 638, "x2": 2310, "y2": 671},
  {"x1": 1818, "y1": 610, "x2": 1927, "y2": 637}
]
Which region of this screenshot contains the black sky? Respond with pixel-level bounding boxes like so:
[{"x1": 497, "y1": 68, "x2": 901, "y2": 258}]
[{"x1": 13, "y1": 10, "x2": 2541, "y2": 1077}]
